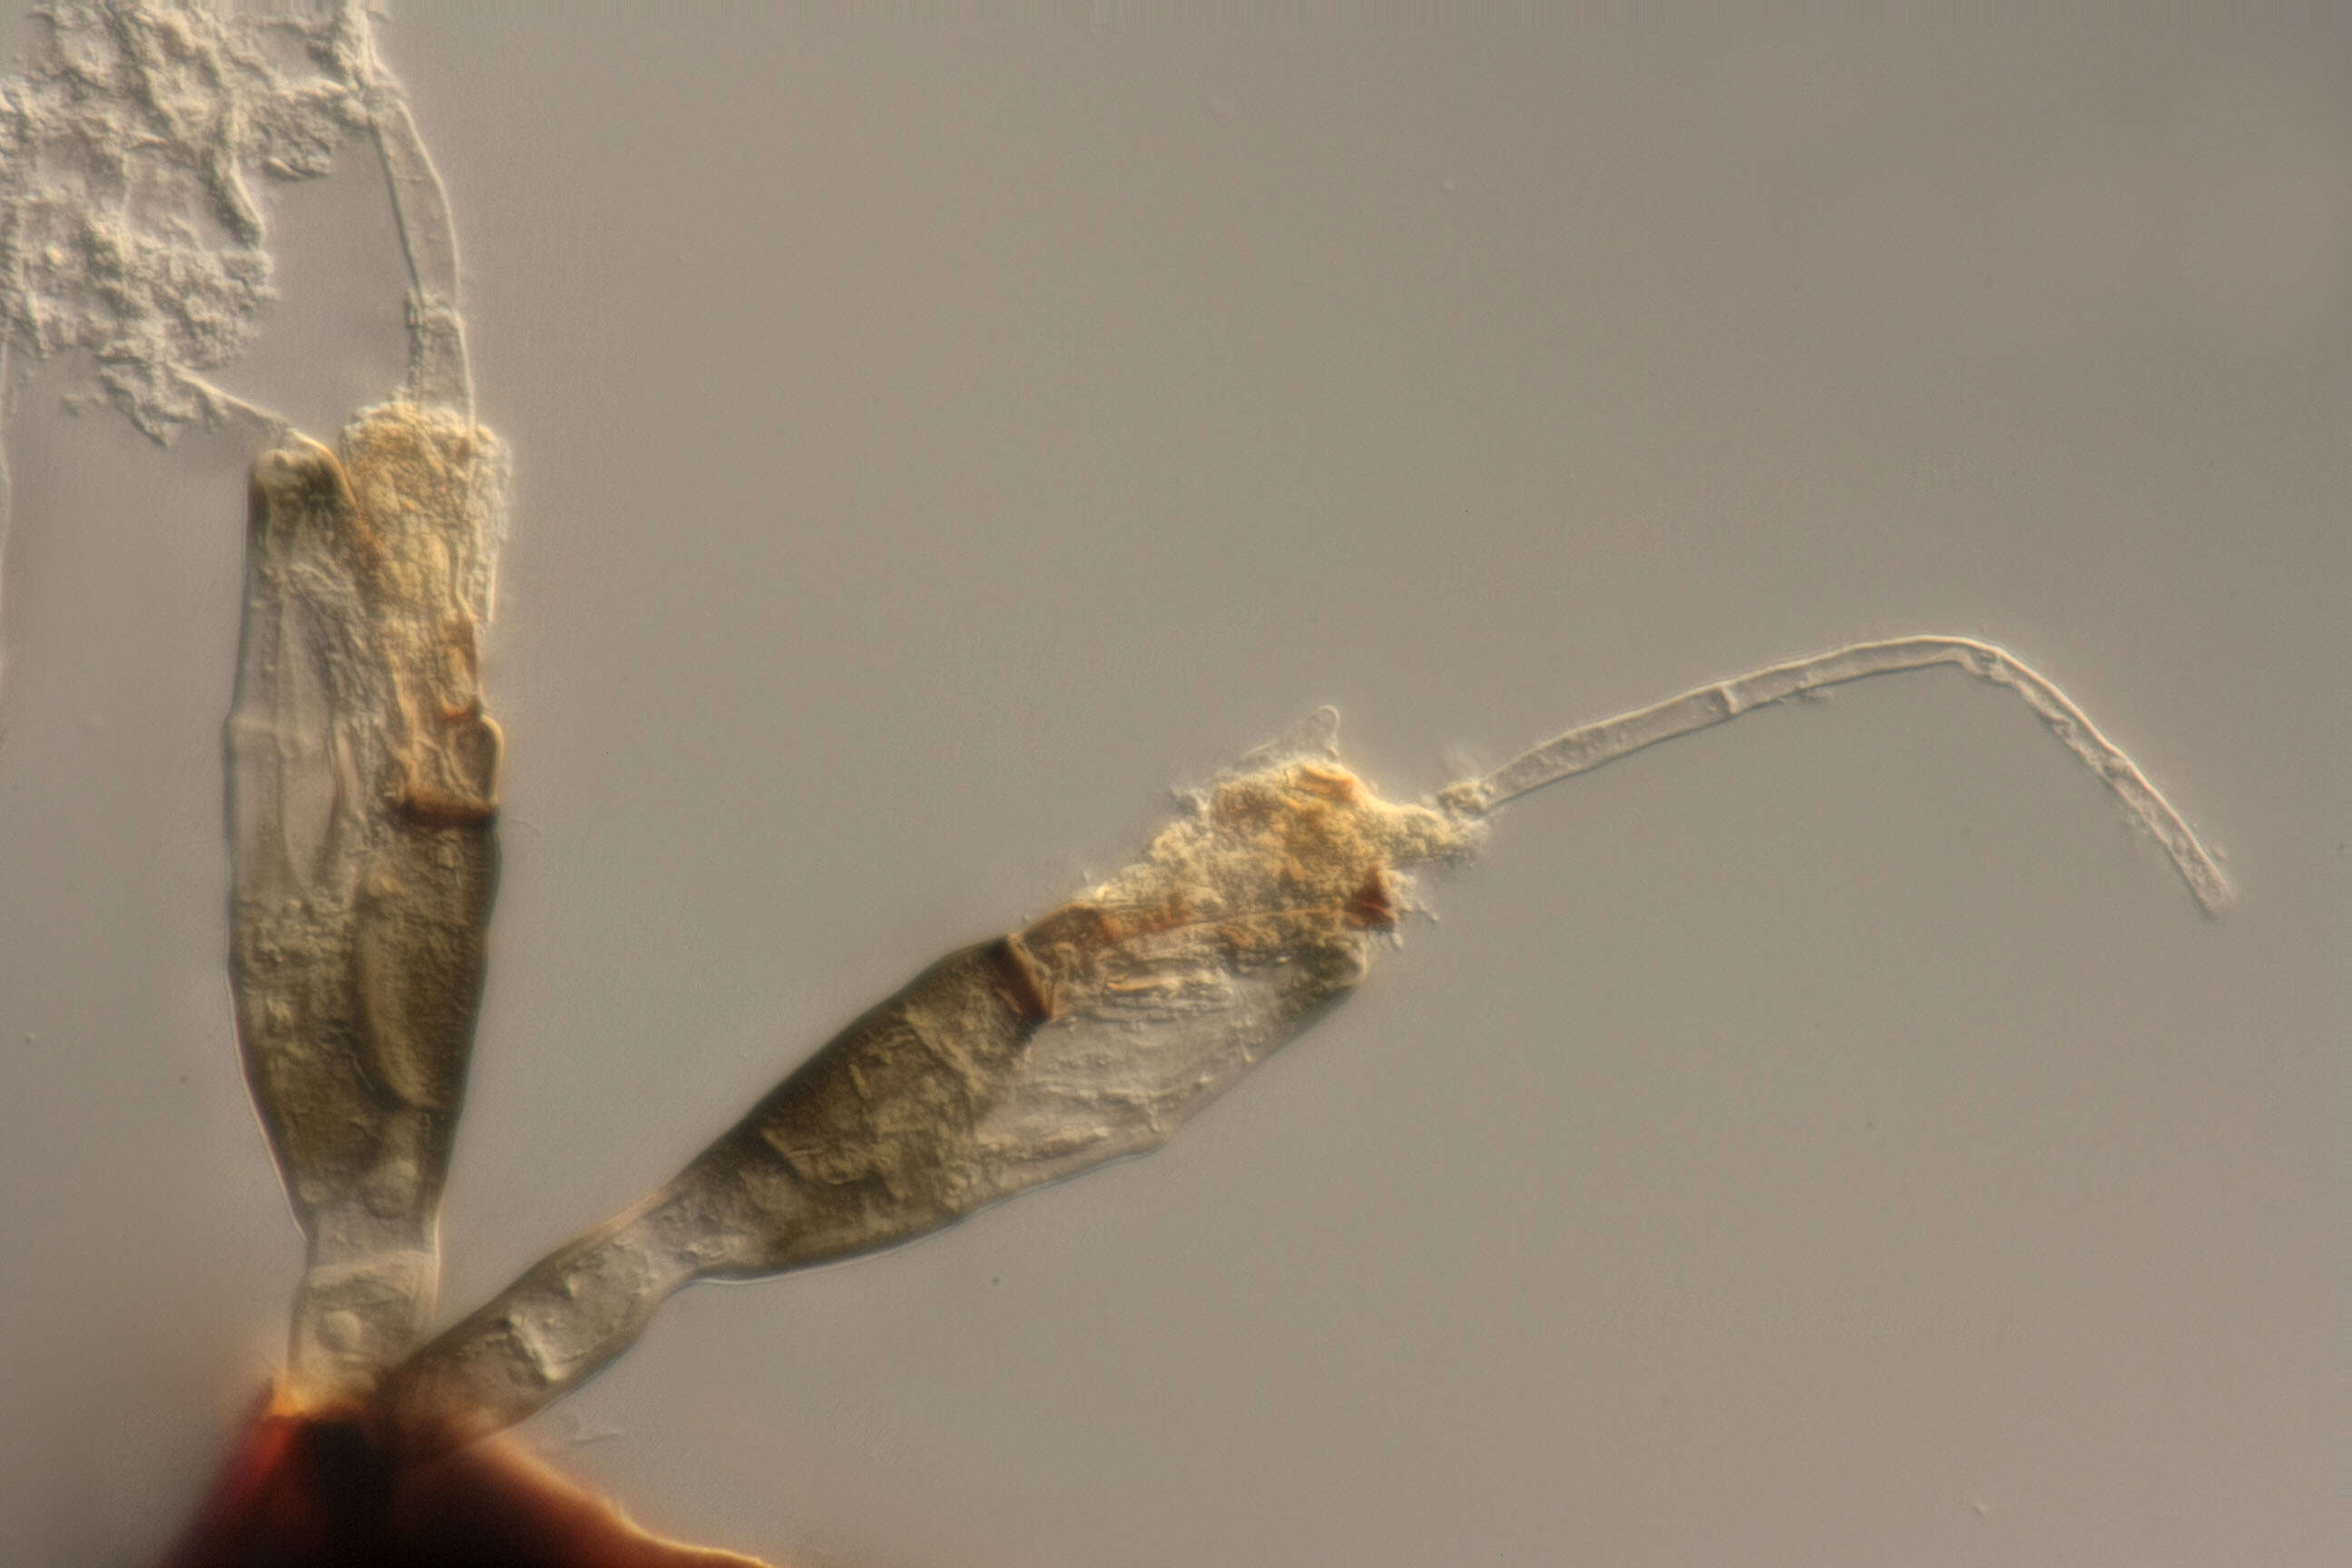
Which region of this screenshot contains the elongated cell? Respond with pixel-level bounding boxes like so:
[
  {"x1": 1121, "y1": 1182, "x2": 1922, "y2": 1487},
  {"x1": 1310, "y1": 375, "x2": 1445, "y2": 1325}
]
[
  {"x1": 226, "y1": 401, "x2": 509, "y2": 1404},
  {"x1": 379, "y1": 638, "x2": 2224, "y2": 1453}
]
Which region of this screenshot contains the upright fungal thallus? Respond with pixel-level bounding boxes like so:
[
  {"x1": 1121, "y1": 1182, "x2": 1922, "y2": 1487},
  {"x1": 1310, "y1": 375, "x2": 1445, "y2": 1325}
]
[
  {"x1": 227, "y1": 404, "x2": 509, "y2": 1405},
  {"x1": 376, "y1": 636, "x2": 2227, "y2": 1455}
]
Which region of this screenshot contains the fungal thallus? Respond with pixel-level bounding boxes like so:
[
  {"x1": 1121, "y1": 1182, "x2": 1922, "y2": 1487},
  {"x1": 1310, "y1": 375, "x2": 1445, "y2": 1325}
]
[
  {"x1": 226, "y1": 402, "x2": 509, "y2": 1406},
  {"x1": 375, "y1": 637, "x2": 2226, "y2": 1455}
]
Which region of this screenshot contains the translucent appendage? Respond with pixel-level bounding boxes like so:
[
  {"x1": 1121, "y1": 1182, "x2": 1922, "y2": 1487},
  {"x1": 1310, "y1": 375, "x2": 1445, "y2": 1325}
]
[{"x1": 1445, "y1": 635, "x2": 2230, "y2": 915}]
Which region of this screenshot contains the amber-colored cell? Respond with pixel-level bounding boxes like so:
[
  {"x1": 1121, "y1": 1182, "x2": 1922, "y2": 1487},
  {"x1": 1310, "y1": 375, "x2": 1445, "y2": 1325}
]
[{"x1": 1347, "y1": 867, "x2": 1398, "y2": 929}]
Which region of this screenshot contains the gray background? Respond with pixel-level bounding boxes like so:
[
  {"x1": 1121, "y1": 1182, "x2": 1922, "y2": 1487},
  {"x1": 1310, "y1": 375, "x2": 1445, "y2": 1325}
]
[{"x1": 1, "y1": 6, "x2": 2342, "y2": 1565}]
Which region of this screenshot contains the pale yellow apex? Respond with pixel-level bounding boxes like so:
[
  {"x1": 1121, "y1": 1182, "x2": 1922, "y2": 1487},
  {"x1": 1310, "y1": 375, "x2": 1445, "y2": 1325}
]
[
  {"x1": 1012, "y1": 745, "x2": 1483, "y2": 1018},
  {"x1": 1112, "y1": 756, "x2": 1475, "y2": 927}
]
